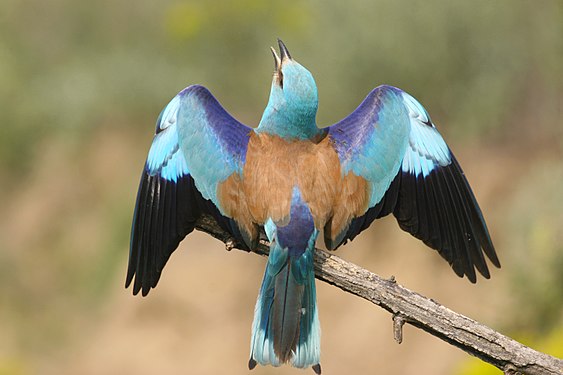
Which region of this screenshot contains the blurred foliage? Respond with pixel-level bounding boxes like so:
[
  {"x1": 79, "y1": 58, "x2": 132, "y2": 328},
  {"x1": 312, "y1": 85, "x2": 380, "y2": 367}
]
[
  {"x1": 0, "y1": 0, "x2": 562, "y2": 374},
  {"x1": 502, "y1": 162, "x2": 563, "y2": 333}
]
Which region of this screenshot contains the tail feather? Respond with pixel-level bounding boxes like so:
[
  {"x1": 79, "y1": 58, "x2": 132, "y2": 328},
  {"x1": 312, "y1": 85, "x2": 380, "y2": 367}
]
[
  {"x1": 250, "y1": 239, "x2": 320, "y2": 369},
  {"x1": 291, "y1": 264, "x2": 320, "y2": 369},
  {"x1": 272, "y1": 259, "x2": 304, "y2": 362}
]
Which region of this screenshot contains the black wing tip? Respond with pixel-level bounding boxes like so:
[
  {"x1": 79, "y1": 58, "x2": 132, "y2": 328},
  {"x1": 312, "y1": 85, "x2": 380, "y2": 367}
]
[
  {"x1": 465, "y1": 271, "x2": 478, "y2": 283},
  {"x1": 124, "y1": 270, "x2": 157, "y2": 296},
  {"x1": 457, "y1": 241, "x2": 502, "y2": 283},
  {"x1": 466, "y1": 265, "x2": 477, "y2": 283},
  {"x1": 141, "y1": 286, "x2": 150, "y2": 297},
  {"x1": 476, "y1": 262, "x2": 491, "y2": 279},
  {"x1": 450, "y1": 239, "x2": 500, "y2": 283},
  {"x1": 125, "y1": 263, "x2": 154, "y2": 296},
  {"x1": 465, "y1": 216, "x2": 501, "y2": 278},
  {"x1": 464, "y1": 266, "x2": 489, "y2": 283},
  {"x1": 125, "y1": 269, "x2": 134, "y2": 289},
  {"x1": 485, "y1": 245, "x2": 501, "y2": 269}
]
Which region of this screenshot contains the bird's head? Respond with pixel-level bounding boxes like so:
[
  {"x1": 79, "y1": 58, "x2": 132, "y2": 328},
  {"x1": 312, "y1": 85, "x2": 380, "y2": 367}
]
[{"x1": 260, "y1": 40, "x2": 318, "y2": 136}]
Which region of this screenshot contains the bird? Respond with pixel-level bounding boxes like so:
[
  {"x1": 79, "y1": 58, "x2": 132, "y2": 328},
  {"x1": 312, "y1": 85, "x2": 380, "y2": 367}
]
[{"x1": 126, "y1": 39, "x2": 500, "y2": 374}]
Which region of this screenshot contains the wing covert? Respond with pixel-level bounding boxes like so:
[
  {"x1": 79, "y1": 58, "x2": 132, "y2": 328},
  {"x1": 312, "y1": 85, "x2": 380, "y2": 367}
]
[{"x1": 176, "y1": 85, "x2": 252, "y2": 205}]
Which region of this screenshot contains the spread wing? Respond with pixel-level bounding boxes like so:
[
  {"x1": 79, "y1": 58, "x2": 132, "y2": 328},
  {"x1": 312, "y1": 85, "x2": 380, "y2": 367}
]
[
  {"x1": 327, "y1": 85, "x2": 500, "y2": 282},
  {"x1": 127, "y1": 85, "x2": 252, "y2": 296}
]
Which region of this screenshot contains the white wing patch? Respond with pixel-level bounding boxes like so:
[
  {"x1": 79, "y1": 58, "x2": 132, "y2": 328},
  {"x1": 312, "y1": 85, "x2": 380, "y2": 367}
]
[
  {"x1": 156, "y1": 94, "x2": 181, "y2": 132},
  {"x1": 401, "y1": 92, "x2": 451, "y2": 177},
  {"x1": 146, "y1": 95, "x2": 190, "y2": 182}
]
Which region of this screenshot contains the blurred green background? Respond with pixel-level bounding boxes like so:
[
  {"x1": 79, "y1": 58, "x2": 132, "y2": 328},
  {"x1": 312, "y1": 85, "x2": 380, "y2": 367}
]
[{"x1": 1, "y1": 1, "x2": 562, "y2": 374}]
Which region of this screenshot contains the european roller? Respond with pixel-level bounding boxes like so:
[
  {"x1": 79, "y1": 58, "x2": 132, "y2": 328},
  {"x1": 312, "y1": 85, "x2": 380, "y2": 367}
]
[{"x1": 126, "y1": 40, "x2": 500, "y2": 373}]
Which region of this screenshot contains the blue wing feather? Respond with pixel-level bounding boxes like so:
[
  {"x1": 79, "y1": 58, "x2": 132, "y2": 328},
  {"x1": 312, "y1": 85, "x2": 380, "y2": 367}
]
[
  {"x1": 329, "y1": 86, "x2": 410, "y2": 207},
  {"x1": 127, "y1": 85, "x2": 252, "y2": 296},
  {"x1": 176, "y1": 85, "x2": 251, "y2": 206},
  {"x1": 327, "y1": 85, "x2": 499, "y2": 281}
]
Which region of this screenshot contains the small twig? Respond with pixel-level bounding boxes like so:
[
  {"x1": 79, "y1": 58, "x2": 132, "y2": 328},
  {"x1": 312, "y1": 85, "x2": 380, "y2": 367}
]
[
  {"x1": 196, "y1": 215, "x2": 563, "y2": 375},
  {"x1": 393, "y1": 313, "x2": 406, "y2": 344}
]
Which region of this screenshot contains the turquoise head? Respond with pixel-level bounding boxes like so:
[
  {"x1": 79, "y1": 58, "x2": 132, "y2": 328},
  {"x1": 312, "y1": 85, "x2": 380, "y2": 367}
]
[{"x1": 258, "y1": 40, "x2": 320, "y2": 139}]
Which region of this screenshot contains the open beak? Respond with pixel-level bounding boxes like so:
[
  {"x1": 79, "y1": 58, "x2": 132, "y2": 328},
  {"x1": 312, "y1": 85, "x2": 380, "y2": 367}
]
[
  {"x1": 270, "y1": 46, "x2": 281, "y2": 72},
  {"x1": 277, "y1": 38, "x2": 291, "y2": 61},
  {"x1": 270, "y1": 39, "x2": 292, "y2": 87},
  {"x1": 270, "y1": 38, "x2": 292, "y2": 72}
]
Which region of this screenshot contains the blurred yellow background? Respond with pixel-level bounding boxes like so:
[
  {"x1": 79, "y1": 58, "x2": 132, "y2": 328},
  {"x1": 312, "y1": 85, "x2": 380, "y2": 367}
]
[{"x1": 1, "y1": 1, "x2": 562, "y2": 374}]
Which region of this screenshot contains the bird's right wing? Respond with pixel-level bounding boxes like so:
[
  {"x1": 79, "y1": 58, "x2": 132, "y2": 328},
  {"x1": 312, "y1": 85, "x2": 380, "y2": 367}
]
[
  {"x1": 326, "y1": 85, "x2": 500, "y2": 282},
  {"x1": 127, "y1": 85, "x2": 253, "y2": 296}
]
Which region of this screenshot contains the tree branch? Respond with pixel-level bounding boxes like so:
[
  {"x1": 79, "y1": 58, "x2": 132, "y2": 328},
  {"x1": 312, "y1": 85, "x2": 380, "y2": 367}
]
[{"x1": 196, "y1": 215, "x2": 563, "y2": 375}]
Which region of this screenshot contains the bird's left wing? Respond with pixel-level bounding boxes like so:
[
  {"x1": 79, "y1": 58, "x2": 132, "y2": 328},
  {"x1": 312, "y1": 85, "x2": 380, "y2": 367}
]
[
  {"x1": 326, "y1": 85, "x2": 500, "y2": 282},
  {"x1": 127, "y1": 85, "x2": 252, "y2": 296}
]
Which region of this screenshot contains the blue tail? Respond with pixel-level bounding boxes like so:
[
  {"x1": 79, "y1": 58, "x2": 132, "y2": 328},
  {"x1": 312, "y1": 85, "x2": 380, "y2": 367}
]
[{"x1": 249, "y1": 188, "x2": 321, "y2": 372}]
